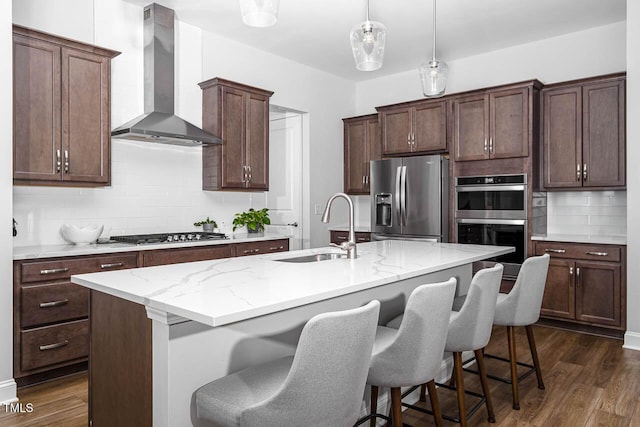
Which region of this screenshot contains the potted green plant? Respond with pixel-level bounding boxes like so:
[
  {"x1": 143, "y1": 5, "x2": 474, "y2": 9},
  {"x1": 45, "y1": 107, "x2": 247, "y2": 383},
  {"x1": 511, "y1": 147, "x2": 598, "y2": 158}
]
[
  {"x1": 194, "y1": 217, "x2": 218, "y2": 233},
  {"x1": 232, "y1": 208, "x2": 270, "y2": 233}
]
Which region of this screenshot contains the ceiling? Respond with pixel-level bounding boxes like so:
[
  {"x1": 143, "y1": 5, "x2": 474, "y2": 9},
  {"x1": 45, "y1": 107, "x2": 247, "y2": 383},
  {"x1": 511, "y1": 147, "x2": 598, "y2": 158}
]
[{"x1": 123, "y1": 0, "x2": 626, "y2": 82}]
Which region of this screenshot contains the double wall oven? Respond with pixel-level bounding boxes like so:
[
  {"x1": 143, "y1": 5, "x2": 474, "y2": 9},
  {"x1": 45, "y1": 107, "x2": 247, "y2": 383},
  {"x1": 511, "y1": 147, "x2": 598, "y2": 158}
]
[{"x1": 455, "y1": 174, "x2": 527, "y2": 280}]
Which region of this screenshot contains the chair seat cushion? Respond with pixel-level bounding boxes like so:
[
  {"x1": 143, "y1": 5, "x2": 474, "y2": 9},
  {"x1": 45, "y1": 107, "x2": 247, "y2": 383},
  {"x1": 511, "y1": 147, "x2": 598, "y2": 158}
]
[
  {"x1": 196, "y1": 356, "x2": 294, "y2": 427},
  {"x1": 371, "y1": 325, "x2": 398, "y2": 357}
]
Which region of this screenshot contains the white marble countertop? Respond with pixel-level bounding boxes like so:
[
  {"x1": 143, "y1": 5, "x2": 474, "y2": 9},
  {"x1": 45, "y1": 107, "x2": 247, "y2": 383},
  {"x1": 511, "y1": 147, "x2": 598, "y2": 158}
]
[
  {"x1": 13, "y1": 233, "x2": 291, "y2": 260},
  {"x1": 531, "y1": 233, "x2": 626, "y2": 245},
  {"x1": 71, "y1": 240, "x2": 513, "y2": 327}
]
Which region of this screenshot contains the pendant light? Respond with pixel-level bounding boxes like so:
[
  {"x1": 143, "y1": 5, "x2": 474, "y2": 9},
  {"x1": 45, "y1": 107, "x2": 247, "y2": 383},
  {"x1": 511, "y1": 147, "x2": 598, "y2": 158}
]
[
  {"x1": 239, "y1": 0, "x2": 280, "y2": 28},
  {"x1": 350, "y1": 0, "x2": 387, "y2": 71},
  {"x1": 419, "y1": 0, "x2": 448, "y2": 97}
]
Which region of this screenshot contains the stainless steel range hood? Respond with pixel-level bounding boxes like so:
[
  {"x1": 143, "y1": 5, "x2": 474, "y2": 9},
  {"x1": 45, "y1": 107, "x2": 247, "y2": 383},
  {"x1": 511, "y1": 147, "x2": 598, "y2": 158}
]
[{"x1": 111, "y1": 3, "x2": 221, "y2": 146}]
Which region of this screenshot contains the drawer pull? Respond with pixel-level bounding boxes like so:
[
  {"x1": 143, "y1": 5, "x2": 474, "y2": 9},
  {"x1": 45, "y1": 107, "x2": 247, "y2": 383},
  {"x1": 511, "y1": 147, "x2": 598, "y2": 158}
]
[
  {"x1": 40, "y1": 267, "x2": 69, "y2": 275},
  {"x1": 243, "y1": 249, "x2": 260, "y2": 254},
  {"x1": 337, "y1": 236, "x2": 347, "y2": 241},
  {"x1": 39, "y1": 340, "x2": 69, "y2": 351},
  {"x1": 356, "y1": 238, "x2": 368, "y2": 242},
  {"x1": 544, "y1": 249, "x2": 566, "y2": 254},
  {"x1": 39, "y1": 299, "x2": 69, "y2": 308},
  {"x1": 269, "y1": 246, "x2": 285, "y2": 251},
  {"x1": 585, "y1": 251, "x2": 608, "y2": 257},
  {"x1": 101, "y1": 262, "x2": 125, "y2": 269}
]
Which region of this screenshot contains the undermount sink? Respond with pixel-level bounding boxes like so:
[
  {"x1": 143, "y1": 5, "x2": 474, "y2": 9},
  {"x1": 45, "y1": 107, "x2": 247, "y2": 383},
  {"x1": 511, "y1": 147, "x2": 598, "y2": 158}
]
[{"x1": 275, "y1": 252, "x2": 347, "y2": 263}]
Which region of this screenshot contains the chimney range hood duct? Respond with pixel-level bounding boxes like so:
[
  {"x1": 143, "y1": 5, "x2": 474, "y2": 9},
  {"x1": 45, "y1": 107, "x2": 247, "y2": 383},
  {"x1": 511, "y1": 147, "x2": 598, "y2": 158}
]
[{"x1": 111, "y1": 3, "x2": 221, "y2": 146}]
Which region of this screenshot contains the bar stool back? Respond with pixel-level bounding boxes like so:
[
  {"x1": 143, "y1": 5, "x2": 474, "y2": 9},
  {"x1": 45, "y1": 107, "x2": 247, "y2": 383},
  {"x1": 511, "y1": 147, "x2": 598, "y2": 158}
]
[{"x1": 195, "y1": 300, "x2": 380, "y2": 427}]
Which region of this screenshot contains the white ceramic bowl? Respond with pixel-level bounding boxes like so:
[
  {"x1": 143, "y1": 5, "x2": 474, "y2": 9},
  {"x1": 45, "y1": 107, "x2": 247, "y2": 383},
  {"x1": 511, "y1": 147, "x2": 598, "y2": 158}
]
[{"x1": 60, "y1": 224, "x2": 104, "y2": 245}]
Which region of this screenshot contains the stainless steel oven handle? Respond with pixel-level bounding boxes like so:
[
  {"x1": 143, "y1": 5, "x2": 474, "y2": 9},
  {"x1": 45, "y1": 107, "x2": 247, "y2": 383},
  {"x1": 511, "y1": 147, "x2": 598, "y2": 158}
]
[
  {"x1": 456, "y1": 218, "x2": 526, "y2": 226},
  {"x1": 395, "y1": 166, "x2": 402, "y2": 225},
  {"x1": 455, "y1": 185, "x2": 526, "y2": 192}
]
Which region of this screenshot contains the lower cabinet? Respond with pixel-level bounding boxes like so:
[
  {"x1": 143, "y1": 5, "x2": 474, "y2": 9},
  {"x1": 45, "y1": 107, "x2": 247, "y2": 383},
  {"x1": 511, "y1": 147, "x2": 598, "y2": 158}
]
[
  {"x1": 534, "y1": 241, "x2": 625, "y2": 332},
  {"x1": 329, "y1": 230, "x2": 371, "y2": 244},
  {"x1": 233, "y1": 239, "x2": 289, "y2": 257},
  {"x1": 142, "y1": 245, "x2": 233, "y2": 266}
]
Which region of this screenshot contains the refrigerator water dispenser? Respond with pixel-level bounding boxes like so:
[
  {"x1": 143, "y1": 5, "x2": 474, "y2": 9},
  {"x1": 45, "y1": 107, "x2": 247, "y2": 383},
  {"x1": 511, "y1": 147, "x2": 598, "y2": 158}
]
[{"x1": 374, "y1": 194, "x2": 392, "y2": 226}]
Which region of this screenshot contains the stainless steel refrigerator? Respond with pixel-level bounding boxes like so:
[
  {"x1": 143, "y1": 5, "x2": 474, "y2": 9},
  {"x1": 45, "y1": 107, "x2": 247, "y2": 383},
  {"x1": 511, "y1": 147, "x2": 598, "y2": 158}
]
[{"x1": 370, "y1": 155, "x2": 449, "y2": 241}]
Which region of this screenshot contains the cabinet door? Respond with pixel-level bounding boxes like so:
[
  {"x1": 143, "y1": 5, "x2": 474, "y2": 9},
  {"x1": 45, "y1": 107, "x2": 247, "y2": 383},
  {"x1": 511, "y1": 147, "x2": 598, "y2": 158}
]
[
  {"x1": 452, "y1": 94, "x2": 489, "y2": 161},
  {"x1": 540, "y1": 259, "x2": 575, "y2": 319},
  {"x1": 490, "y1": 87, "x2": 529, "y2": 159},
  {"x1": 245, "y1": 92, "x2": 269, "y2": 190},
  {"x1": 575, "y1": 261, "x2": 621, "y2": 326},
  {"x1": 542, "y1": 86, "x2": 582, "y2": 189},
  {"x1": 220, "y1": 87, "x2": 247, "y2": 189},
  {"x1": 413, "y1": 101, "x2": 447, "y2": 153},
  {"x1": 365, "y1": 118, "x2": 380, "y2": 192},
  {"x1": 582, "y1": 79, "x2": 625, "y2": 188},
  {"x1": 344, "y1": 120, "x2": 367, "y2": 194},
  {"x1": 61, "y1": 48, "x2": 110, "y2": 184},
  {"x1": 13, "y1": 34, "x2": 61, "y2": 182},
  {"x1": 380, "y1": 108, "x2": 412, "y2": 155}
]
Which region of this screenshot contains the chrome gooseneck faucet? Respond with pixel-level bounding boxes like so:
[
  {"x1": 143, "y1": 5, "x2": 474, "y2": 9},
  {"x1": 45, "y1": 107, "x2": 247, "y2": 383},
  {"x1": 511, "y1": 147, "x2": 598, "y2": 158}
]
[{"x1": 321, "y1": 192, "x2": 357, "y2": 259}]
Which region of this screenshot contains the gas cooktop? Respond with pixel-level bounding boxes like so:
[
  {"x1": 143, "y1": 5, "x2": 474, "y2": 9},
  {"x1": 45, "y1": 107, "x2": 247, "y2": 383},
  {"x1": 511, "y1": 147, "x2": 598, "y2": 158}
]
[{"x1": 108, "y1": 232, "x2": 228, "y2": 245}]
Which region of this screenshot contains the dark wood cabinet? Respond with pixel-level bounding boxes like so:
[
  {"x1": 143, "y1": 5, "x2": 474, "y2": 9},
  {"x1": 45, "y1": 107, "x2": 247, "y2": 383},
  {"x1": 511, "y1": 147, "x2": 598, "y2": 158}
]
[
  {"x1": 13, "y1": 253, "x2": 137, "y2": 385},
  {"x1": 343, "y1": 114, "x2": 380, "y2": 194},
  {"x1": 200, "y1": 78, "x2": 273, "y2": 191},
  {"x1": 377, "y1": 100, "x2": 447, "y2": 156},
  {"x1": 12, "y1": 26, "x2": 119, "y2": 186},
  {"x1": 452, "y1": 85, "x2": 531, "y2": 162},
  {"x1": 542, "y1": 73, "x2": 625, "y2": 190},
  {"x1": 534, "y1": 241, "x2": 625, "y2": 332},
  {"x1": 330, "y1": 230, "x2": 371, "y2": 244},
  {"x1": 142, "y1": 245, "x2": 233, "y2": 267},
  {"x1": 233, "y1": 239, "x2": 289, "y2": 257}
]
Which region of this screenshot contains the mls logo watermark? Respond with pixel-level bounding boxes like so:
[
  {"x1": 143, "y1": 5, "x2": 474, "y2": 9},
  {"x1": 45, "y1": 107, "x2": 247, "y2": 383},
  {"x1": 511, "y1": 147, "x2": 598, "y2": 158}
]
[{"x1": 4, "y1": 402, "x2": 34, "y2": 413}]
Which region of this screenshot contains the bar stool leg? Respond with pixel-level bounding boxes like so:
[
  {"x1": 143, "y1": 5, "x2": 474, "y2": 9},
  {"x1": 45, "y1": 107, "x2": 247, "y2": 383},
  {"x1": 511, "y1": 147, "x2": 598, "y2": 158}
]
[
  {"x1": 390, "y1": 387, "x2": 403, "y2": 427},
  {"x1": 507, "y1": 326, "x2": 520, "y2": 410},
  {"x1": 474, "y1": 349, "x2": 496, "y2": 423},
  {"x1": 453, "y1": 352, "x2": 468, "y2": 427},
  {"x1": 419, "y1": 383, "x2": 427, "y2": 402},
  {"x1": 369, "y1": 385, "x2": 378, "y2": 427},
  {"x1": 526, "y1": 325, "x2": 545, "y2": 390},
  {"x1": 426, "y1": 380, "x2": 443, "y2": 427}
]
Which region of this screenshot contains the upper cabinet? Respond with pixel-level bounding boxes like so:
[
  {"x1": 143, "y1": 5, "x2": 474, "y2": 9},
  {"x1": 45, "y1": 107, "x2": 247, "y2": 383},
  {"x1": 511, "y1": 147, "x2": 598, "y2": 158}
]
[
  {"x1": 199, "y1": 78, "x2": 273, "y2": 191},
  {"x1": 343, "y1": 114, "x2": 380, "y2": 194},
  {"x1": 377, "y1": 100, "x2": 447, "y2": 156},
  {"x1": 452, "y1": 83, "x2": 538, "y2": 162},
  {"x1": 542, "y1": 74, "x2": 625, "y2": 190},
  {"x1": 13, "y1": 26, "x2": 120, "y2": 186}
]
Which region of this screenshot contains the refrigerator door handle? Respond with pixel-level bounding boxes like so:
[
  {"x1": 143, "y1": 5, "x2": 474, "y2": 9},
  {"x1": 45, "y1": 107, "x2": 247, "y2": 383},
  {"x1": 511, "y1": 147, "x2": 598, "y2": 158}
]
[
  {"x1": 395, "y1": 166, "x2": 402, "y2": 226},
  {"x1": 401, "y1": 166, "x2": 408, "y2": 226}
]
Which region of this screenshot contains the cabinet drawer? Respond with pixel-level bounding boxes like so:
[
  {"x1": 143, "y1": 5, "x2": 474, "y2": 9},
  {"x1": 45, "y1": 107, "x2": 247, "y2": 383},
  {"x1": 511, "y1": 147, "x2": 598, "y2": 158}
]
[
  {"x1": 143, "y1": 245, "x2": 233, "y2": 267},
  {"x1": 234, "y1": 239, "x2": 289, "y2": 257},
  {"x1": 21, "y1": 253, "x2": 139, "y2": 283},
  {"x1": 330, "y1": 231, "x2": 371, "y2": 244},
  {"x1": 21, "y1": 319, "x2": 89, "y2": 371},
  {"x1": 534, "y1": 242, "x2": 621, "y2": 262},
  {"x1": 21, "y1": 283, "x2": 89, "y2": 328}
]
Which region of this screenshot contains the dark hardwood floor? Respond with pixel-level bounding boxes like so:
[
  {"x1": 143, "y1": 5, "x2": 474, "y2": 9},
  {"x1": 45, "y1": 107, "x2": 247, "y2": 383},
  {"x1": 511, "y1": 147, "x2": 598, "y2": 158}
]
[{"x1": 1, "y1": 325, "x2": 639, "y2": 426}]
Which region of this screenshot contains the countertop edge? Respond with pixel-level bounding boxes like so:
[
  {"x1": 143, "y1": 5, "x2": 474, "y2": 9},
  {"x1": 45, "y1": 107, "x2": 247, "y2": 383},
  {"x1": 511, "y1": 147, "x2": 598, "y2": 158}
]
[{"x1": 531, "y1": 234, "x2": 626, "y2": 245}]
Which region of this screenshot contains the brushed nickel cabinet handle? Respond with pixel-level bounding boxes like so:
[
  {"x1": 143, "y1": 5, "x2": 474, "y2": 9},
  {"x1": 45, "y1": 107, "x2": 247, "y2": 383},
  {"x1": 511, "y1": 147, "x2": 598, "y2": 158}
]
[
  {"x1": 544, "y1": 249, "x2": 566, "y2": 254},
  {"x1": 576, "y1": 267, "x2": 581, "y2": 286},
  {"x1": 39, "y1": 299, "x2": 69, "y2": 308},
  {"x1": 484, "y1": 139, "x2": 488, "y2": 154},
  {"x1": 64, "y1": 150, "x2": 69, "y2": 173},
  {"x1": 241, "y1": 165, "x2": 247, "y2": 183},
  {"x1": 56, "y1": 149, "x2": 61, "y2": 173},
  {"x1": 356, "y1": 237, "x2": 368, "y2": 242},
  {"x1": 336, "y1": 235, "x2": 347, "y2": 241},
  {"x1": 583, "y1": 163, "x2": 588, "y2": 181},
  {"x1": 39, "y1": 340, "x2": 69, "y2": 351},
  {"x1": 40, "y1": 267, "x2": 69, "y2": 275},
  {"x1": 269, "y1": 246, "x2": 285, "y2": 251},
  {"x1": 576, "y1": 164, "x2": 581, "y2": 181},
  {"x1": 247, "y1": 166, "x2": 252, "y2": 183},
  {"x1": 585, "y1": 251, "x2": 608, "y2": 257},
  {"x1": 243, "y1": 248, "x2": 260, "y2": 254},
  {"x1": 569, "y1": 266, "x2": 573, "y2": 276},
  {"x1": 100, "y1": 262, "x2": 124, "y2": 269},
  {"x1": 490, "y1": 137, "x2": 494, "y2": 154}
]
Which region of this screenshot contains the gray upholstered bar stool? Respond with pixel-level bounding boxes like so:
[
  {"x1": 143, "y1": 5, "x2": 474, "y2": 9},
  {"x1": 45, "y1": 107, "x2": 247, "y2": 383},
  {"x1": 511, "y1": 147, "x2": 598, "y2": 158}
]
[
  {"x1": 195, "y1": 300, "x2": 380, "y2": 427},
  {"x1": 360, "y1": 278, "x2": 457, "y2": 427},
  {"x1": 485, "y1": 254, "x2": 550, "y2": 410},
  {"x1": 388, "y1": 264, "x2": 503, "y2": 427}
]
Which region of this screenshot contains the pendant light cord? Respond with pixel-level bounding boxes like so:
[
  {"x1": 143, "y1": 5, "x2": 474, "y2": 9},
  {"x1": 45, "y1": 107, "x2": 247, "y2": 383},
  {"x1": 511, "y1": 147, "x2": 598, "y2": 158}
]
[
  {"x1": 366, "y1": 0, "x2": 371, "y2": 22},
  {"x1": 432, "y1": 0, "x2": 437, "y2": 61}
]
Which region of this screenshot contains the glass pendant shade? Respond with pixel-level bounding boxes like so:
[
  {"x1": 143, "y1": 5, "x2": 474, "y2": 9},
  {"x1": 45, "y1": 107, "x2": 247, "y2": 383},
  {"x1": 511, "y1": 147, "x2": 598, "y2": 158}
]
[
  {"x1": 350, "y1": 20, "x2": 387, "y2": 71},
  {"x1": 420, "y1": 59, "x2": 448, "y2": 97},
  {"x1": 239, "y1": 0, "x2": 280, "y2": 28}
]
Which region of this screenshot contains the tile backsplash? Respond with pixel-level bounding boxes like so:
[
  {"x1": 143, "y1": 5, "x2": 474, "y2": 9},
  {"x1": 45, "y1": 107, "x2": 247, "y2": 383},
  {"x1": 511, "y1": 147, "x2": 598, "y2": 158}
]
[
  {"x1": 13, "y1": 140, "x2": 265, "y2": 246},
  {"x1": 546, "y1": 191, "x2": 627, "y2": 236}
]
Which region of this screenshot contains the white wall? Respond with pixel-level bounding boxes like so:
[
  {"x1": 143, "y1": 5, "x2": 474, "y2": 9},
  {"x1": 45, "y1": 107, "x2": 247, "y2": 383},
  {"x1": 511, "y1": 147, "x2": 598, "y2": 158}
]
[
  {"x1": 355, "y1": 21, "x2": 626, "y2": 114},
  {"x1": 624, "y1": 1, "x2": 640, "y2": 350},
  {"x1": 1, "y1": 0, "x2": 16, "y2": 405},
  {"x1": 12, "y1": 0, "x2": 356, "y2": 249}
]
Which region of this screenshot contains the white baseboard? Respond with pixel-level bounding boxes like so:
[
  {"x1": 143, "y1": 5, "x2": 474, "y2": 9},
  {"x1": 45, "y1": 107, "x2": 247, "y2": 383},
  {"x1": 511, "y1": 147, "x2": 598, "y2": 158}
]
[
  {"x1": 0, "y1": 379, "x2": 17, "y2": 405},
  {"x1": 623, "y1": 331, "x2": 640, "y2": 351}
]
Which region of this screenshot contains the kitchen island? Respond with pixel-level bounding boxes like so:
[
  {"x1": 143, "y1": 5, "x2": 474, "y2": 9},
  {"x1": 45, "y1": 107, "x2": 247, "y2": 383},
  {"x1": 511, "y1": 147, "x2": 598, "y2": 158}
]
[{"x1": 72, "y1": 240, "x2": 513, "y2": 427}]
